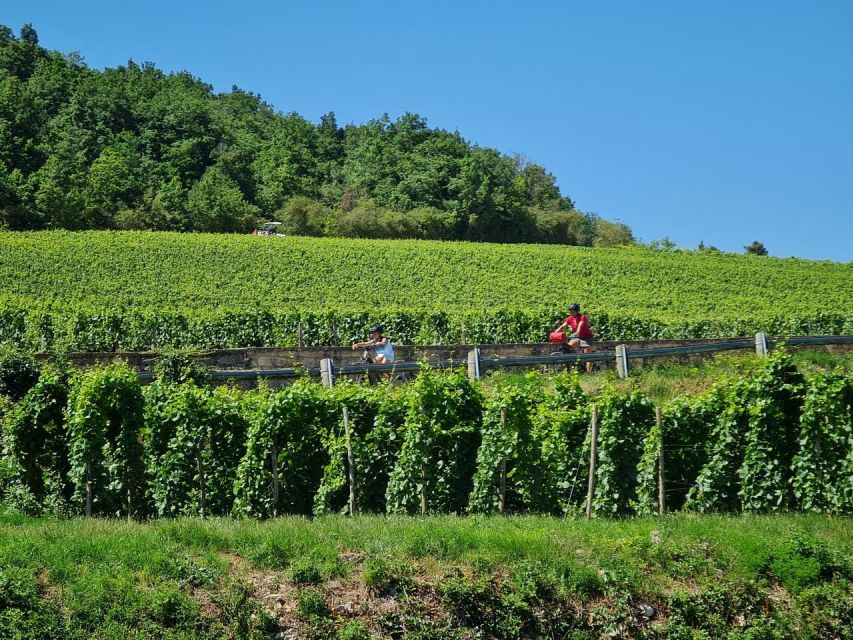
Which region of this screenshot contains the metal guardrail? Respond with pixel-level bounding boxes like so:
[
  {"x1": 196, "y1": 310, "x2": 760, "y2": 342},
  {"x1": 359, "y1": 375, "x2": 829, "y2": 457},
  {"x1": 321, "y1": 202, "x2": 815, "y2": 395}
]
[{"x1": 136, "y1": 334, "x2": 853, "y2": 382}]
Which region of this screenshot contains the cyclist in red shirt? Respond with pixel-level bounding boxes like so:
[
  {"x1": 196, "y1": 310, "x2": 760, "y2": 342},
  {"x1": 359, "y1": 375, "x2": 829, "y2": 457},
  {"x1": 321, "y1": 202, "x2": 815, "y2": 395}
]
[{"x1": 554, "y1": 303, "x2": 594, "y2": 372}]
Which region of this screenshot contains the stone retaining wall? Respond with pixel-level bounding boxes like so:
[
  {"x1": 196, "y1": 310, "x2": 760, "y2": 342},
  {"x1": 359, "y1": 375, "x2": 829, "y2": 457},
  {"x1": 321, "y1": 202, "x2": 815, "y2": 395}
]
[{"x1": 50, "y1": 337, "x2": 852, "y2": 378}]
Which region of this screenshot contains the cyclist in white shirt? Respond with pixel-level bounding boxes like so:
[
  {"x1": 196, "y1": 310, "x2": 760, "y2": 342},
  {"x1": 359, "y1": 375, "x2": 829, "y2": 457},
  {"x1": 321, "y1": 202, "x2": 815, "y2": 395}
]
[{"x1": 352, "y1": 324, "x2": 395, "y2": 364}]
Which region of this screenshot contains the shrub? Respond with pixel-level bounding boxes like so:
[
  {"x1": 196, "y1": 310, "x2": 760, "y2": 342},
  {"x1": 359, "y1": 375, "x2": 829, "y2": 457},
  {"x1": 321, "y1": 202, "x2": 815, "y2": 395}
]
[
  {"x1": 386, "y1": 367, "x2": 482, "y2": 514},
  {"x1": 0, "y1": 348, "x2": 39, "y2": 400},
  {"x1": 66, "y1": 363, "x2": 145, "y2": 517}
]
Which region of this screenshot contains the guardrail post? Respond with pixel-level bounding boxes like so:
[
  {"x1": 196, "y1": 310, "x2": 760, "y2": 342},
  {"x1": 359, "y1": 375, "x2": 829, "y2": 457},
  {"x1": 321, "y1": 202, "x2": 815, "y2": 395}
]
[
  {"x1": 615, "y1": 345, "x2": 630, "y2": 378},
  {"x1": 755, "y1": 332, "x2": 769, "y2": 357},
  {"x1": 320, "y1": 358, "x2": 335, "y2": 388},
  {"x1": 467, "y1": 348, "x2": 482, "y2": 381}
]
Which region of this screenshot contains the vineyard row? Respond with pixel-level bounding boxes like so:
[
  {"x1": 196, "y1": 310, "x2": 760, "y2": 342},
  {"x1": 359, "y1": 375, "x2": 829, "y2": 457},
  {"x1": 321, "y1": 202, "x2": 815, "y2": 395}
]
[
  {"x1": 1, "y1": 305, "x2": 851, "y2": 352},
  {"x1": 2, "y1": 349, "x2": 851, "y2": 519}
]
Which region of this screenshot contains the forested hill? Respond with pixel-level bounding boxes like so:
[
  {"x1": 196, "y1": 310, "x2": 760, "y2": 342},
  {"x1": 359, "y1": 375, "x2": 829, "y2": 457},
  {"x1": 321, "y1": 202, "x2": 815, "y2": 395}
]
[{"x1": 0, "y1": 23, "x2": 633, "y2": 245}]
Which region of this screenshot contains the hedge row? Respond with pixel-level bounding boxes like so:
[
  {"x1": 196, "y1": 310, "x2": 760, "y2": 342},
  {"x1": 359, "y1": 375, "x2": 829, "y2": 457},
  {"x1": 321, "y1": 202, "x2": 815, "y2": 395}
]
[
  {"x1": 1, "y1": 351, "x2": 851, "y2": 518},
  {"x1": 1, "y1": 305, "x2": 851, "y2": 351}
]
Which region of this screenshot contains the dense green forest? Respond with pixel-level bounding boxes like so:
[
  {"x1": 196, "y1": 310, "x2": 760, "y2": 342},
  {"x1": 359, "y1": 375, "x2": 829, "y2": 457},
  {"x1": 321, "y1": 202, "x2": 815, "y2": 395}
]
[{"x1": 0, "y1": 23, "x2": 633, "y2": 245}]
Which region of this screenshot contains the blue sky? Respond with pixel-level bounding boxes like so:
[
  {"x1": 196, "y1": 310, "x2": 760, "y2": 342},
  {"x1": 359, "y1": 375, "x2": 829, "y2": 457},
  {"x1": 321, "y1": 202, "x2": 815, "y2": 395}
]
[{"x1": 5, "y1": 1, "x2": 852, "y2": 261}]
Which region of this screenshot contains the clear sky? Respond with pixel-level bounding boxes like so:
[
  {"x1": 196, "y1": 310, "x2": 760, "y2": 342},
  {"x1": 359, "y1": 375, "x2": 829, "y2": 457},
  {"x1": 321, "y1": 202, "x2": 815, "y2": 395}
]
[{"x1": 4, "y1": 1, "x2": 852, "y2": 261}]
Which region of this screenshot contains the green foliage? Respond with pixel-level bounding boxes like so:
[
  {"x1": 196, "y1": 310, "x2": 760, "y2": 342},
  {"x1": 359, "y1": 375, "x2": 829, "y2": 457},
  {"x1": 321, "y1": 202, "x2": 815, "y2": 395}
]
[
  {"x1": 745, "y1": 240, "x2": 769, "y2": 256},
  {"x1": 362, "y1": 556, "x2": 415, "y2": 595},
  {"x1": 797, "y1": 580, "x2": 853, "y2": 640},
  {"x1": 683, "y1": 379, "x2": 751, "y2": 513},
  {"x1": 0, "y1": 567, "x2": 66, "y2": 639},
  {"x1": 296, "y1": 588, "x2": 328, "y2": 620},
  {"x1": 144, "y1": 382, "x2": 247, "y2": 517},
  {"x1": 66, "y1": 363, "x2": 145, "y2": 517},
  {"x1": 337, "y1": 620, "x2": 369, "y2": 640},
  {"x1": 233, "y1": 379, "x2": 336, "y2": 517},
  {"x1": 537, "y1": 372, "x2": 591, "y2": 514},
  {"x1": 3, "y1": 366, "x2": 71, "y2": 509},
  {"x1": 151, "y1": 349, "x2": 211, "y2": 385},
  {"x1": 791, "y1": 373, "x2": 853, "y2": 514},
  {"x1": 592, "y1": 389, "x2": 655, "y2": 516},
  {"x1": 0, "y1": 347, "x2": 39, "y2": 400},
  {"x1": 738, "y1": 351, "x2": 805, "y2": 512},
  {"x1": 685, "y1": 351, "x2": 806, "y2": 513},
  {"x1": 635, "y1": 385, "x2": 726, "y2": 514},
  {"x1": 386, "y1": 367, "x2": 482, "y2": 514},
  {"x1": 469, "y1": 376, "x2": 551, "y2": 513},
  {"x1": 1, "y1": 358, "x2": 851, "y2": 519},
  {"x1": 439, "y1": 576, "x2": 529, "y2": 639},
  {"x1": 1, "y1": 27, "x2": 631, "y2": 246},
  {"x1": 1, "y1": 231, "x2": 851, "y2": 349},
  {"x1": 313, "y1": 382, "x2": 407, "y2": 515}
]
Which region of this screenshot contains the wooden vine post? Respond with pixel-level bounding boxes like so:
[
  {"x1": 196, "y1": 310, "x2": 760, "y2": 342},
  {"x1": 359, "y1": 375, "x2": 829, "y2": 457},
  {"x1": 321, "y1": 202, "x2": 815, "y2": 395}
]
[
  {"x1": 271, "y1": 444, "x2": 279, "y2": 516},
  {"x1": 499, "y1": 406, "x2": 508, "y2": 515},
  {"x1": 85, "y1": 462, "x2": 93, "y2": 517},
  {"x1": 420, "y1": 465, "x2": 428, "y2": 515},
  {"x1": 342, "y1": 405, "x2": 357, "y2": 516},
  {"x1": 585, "y1": 404, "x2": 599, "y2": 519},
  {"x1": 656, "y1": 406, "x2": 666, "y2": 516},
  {"x1": 197, "y1": 454, "x2": 206, "y2": 518},
  {"x1": 297, "y1": 322, "x2": 305, "y2": 348}
]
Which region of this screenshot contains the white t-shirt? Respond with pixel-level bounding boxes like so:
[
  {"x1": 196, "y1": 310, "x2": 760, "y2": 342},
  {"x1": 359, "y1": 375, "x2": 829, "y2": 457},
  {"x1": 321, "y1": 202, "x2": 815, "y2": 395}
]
[{"x1": 373, "y1": 340, "x2": 395, "y2": 362}]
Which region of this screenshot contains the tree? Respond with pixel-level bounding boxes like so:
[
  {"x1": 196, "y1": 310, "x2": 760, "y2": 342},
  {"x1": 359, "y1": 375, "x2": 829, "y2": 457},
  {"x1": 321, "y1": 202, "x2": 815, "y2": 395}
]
[
  {"x1": 19, "y1": 24, "x2": 38, "y2": 44},
  {"x1": 0, "y1": 21, "x2": 638, "y2": 244},
  {"x1": 594, "y1": 217, "x2": 635, "y2": 247},
  {"x1": 186, "y1": 167, "x2": 258, "y2": 232},
  {"x1": 648, "y1": 236, "x2": 678, "y2": 251},
  {"x1": 276, "y1": 196, "x2": 328, "y2": 237},
  {"x1": 744, "y1": 241, "x2": 769, "y2": 256}
]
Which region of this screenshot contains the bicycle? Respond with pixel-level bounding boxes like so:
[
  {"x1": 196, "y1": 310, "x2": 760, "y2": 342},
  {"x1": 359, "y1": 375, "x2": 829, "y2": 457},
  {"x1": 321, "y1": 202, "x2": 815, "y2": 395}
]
[
  {"x1": 547, "y1": 328, "x2": 588, "y2": 374},
  {"x1": 352, "y1": 346, "x2": 411, "y2": 385}
]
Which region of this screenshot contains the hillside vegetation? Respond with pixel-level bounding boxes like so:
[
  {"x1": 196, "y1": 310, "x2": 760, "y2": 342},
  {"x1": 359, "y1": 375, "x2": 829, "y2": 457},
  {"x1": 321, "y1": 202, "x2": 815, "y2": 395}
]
[
  {"x1": 1, "y1": 514, "x2": 851, "y2": 640},
  {"x1": 0, "y1": 231, "x2": 851, "y2": 350},
  {"x1": 0, "y1": 23, "x2": 634, "y2": 245}
]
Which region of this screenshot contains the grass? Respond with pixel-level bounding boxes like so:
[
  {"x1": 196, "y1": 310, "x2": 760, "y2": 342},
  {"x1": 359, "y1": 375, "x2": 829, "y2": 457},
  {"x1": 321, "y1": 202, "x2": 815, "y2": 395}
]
[
  {"x1": 0, "y1": 514, "x2": 851, "y2": 639},
  {"x1": 488, "y1": 348, "x2": 853, "y2": 405}
]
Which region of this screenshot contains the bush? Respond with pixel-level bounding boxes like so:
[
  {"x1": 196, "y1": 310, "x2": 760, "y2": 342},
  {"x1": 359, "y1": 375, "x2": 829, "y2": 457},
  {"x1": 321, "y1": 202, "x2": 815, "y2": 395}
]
[
  {"x1": 276, "y1": 196, "x2": 330, "y2": 237},
  {"x1": 66, "y1": 363, "x2": 145, "y2": 517},
  {"x1": 386, "y1": 367, "x2": 482, "y2": 514},
  {"x1": 4, "y1": 366, "x2": 71, "y2": 506},
  {"x1": 0, "y1": 348, "x2": 39, "y2": 400},
  {"x1": 296, "y1": 588, "x2": 328, "y2": 620},
  {"x1": 151, "y1": 350, "x2": 211, "y2": 385}
]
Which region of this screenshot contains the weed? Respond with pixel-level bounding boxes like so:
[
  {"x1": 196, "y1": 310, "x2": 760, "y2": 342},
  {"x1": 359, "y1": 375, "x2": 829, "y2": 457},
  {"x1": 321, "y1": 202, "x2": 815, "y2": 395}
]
[
  {"x1": 290, "y1": 562, "x2": 323, "y2": 585},
  {"x1": 362, "y1": 557, "x2": 414, "y2": 595},
  {"x1": 337, "y1": 620, "x2": 370, "y2": 640},
  {"x1": 297, "y1": 588, "x2": 329, "y2": 620},
  {"x1": 151, "y1": 586, "x2": 198, "y2": 628},
  {"x1": 439, "y1": 576, "x2": 528, "y2": 639}
]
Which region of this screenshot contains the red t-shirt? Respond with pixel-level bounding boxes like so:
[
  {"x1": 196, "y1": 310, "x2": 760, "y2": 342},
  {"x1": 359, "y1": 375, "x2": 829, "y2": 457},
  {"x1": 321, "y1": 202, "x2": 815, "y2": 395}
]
[{"x1": 565, "y1": 314, "x2": 593, "y2": 339}]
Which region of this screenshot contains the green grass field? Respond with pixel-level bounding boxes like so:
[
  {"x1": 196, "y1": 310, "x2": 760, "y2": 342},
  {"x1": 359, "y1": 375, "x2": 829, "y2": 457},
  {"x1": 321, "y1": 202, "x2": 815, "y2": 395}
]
[{"x1": 0, "y1": 514, "x2": 850, "y2": 639}]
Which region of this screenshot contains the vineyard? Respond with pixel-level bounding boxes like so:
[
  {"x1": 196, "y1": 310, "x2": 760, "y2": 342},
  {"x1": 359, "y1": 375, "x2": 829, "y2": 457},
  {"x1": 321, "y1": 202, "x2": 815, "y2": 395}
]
[
  {"x1": 2, "y1": 349, "x2": 851, "y2": 519},
  {"x1": 1, "y1": 231, "x2": 852, "y2": 351}
]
